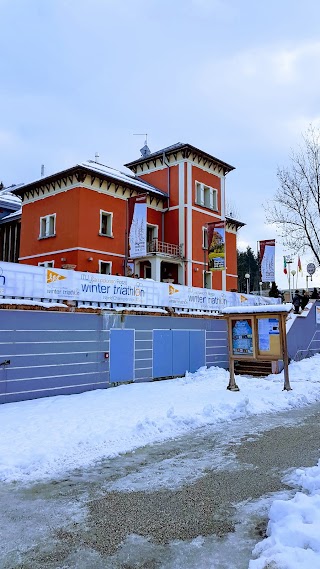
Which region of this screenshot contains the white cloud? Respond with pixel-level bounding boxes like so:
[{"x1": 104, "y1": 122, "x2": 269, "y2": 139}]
[{"x1": 195, "y1": 40, "x2": 320, "y2": 150}]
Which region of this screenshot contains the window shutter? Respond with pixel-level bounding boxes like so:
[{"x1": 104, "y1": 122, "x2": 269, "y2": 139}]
[
  {"x1": 200, "y1": 185, "x2": 204, "y2": 205},
  {"x1": 209, "y1": 188, "x2": 214, "y2": 209}
]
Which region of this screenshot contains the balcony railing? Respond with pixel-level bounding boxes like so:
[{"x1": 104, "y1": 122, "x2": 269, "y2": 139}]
[{"x1": 147, "y1": 238, "x2": 183, "y2": 258}]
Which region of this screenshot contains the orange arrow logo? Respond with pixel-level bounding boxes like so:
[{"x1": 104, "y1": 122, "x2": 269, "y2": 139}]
[
  {"x1": 47, "y1": 269, "x2": 66, "y2": 284},
  {"x1": 169, "y1": 284, "x2": 179, "y2": 295}
]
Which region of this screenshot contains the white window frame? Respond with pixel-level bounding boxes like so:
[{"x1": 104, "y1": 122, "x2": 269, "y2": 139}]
[
  {"x1": 144, "y1": 263, "x2": 152, "y2": 278},
  {"x1": 38, "y1": 260, "x2": 55, "y2": 268},
  {"x1": 195, "y1": 182, "x2": 218, "y2": 211},
  {"x1": 147, "y1": 223, "x2": 158, "y2": 240},
  {"x1": 39, "y1": 214, "x2": 56, "y2": 238},
  {"x1": 99, "y1": 260, "x2": 112, "y2": 274},
  {"x1": 203, "y1": 270, "x2": 212, "y2": 289},
  {"x1": 99, "y1": 210, "x2": 113, "y2": 237},
  {"x1": 202, "y1": 226, "x2": 208, "y2": 249}
]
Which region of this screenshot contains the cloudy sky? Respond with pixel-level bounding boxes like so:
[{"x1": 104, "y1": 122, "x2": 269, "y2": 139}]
[{"x1": 1, "y1": 0, "x2": 320, "y2": 289}]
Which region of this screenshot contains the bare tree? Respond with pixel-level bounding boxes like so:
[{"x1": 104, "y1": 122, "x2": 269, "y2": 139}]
[{"x1": 266, "y1": 125, "x2": 320, "y2": 266}]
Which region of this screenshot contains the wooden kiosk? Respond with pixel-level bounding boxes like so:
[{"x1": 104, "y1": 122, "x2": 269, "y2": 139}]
[{"x1": 222, "y1": 305, "x2": 292, "y2": 392}]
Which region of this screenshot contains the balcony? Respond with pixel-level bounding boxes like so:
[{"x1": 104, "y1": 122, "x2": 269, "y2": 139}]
[{"x1": 147, "y1": 238, "x2": 183, "y2": 258}]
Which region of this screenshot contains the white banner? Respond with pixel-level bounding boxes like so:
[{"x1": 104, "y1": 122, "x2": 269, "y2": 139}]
[
  {"x1": 0, "y1": 261, "x2": 280, "y2": 311},
  {"x1": 259, "y1": 239, "x2": 275, "y2": 282},
  {"x1": 128, "y1": 195, "x2": 147, "y2": 259}
]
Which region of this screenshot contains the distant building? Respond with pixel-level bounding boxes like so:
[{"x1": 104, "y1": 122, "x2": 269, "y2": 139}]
[
  {"x1": 12, "y1": 142, "x2": 244, "y2": 289},
  {"x1": 0, "y1": 186, "x2": 22, "y2": 263}
]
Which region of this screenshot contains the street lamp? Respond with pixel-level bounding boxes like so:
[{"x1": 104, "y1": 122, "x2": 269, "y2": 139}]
[
  {"x1": 245, "y1": 273, "x2": 250, "y2": 294},
  {"x1": 291, "y1": 269, "x2": 296, "y2": 290},
  {"x1": 259, "y1": 281, "x2": 263, "y2": 296}
]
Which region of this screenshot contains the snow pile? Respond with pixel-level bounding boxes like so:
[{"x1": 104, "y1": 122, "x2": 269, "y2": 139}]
[
  {"x1": 250, "y1": 461, "x2": 320, "y2": 569},
  {"x1": 1, "y1": 354, "x2": 320, "y2": 483}
]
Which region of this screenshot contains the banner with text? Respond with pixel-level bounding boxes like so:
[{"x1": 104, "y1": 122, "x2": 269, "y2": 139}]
[
  {"x1": 207, "y1": 221, "x2": 225, "y2": 271},
  {"x1": 0, "y1": 262, "x2": 280, "y2": 311},
  {"x1": 259, "y1": 239, "x2": 275, "y2": 282},
  {"x1": 128, "y1": 194, "x2": 147, "y2": 259}
]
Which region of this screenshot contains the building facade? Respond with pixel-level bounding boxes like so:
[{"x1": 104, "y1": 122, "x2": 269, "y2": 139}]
[
  {"x1": 0, "y1": 186, "x2": 22, "y2": 263},
  {"x1": 13, "y1": 143, "x2": 244, "y2": 290}
]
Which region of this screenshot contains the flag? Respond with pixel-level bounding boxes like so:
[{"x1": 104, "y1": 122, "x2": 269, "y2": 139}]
[
  {"x1": 283, "y1": 256, "x2": 287, "y2": 274},
  {"x1": 207, "y1": 221, "x2": 225, "y2": 271},
  {"x1": 259, "y1": 239, "x2": 275, "y2": 282},
  {"x1": 128, "y1": 194, "x2": 147, "y2": 259},
  {"x1": 298, "y1": 256, "x2": 302, "y2": 272}
]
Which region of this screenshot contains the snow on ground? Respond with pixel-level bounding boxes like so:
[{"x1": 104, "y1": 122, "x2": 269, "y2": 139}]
[
  {"x1": 1, "y1": 354, "x2": 320, "y2": 567},
  {"x1": 249, "y1": 461, "x2": 320, "y2": 569},
  {"x1": 1, "y1": 354, "x2": 320, "y2": 485}
]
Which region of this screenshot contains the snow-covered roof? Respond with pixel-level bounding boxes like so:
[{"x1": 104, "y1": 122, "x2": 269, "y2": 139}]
[
  {"x1": 0, "y1": 187, "x2": 22, "y2": 210},
  {"x1": 0, "y1": 208, "x2": 22, "y2": 224},
  {"x1": 12, "y1": 161, "x2": 168, "y2": 199},
  {"x1": 80, "y1": 160, "x2": 167, "y2": 196}
]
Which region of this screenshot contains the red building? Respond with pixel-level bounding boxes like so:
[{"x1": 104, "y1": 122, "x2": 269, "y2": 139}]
[{"x1": 13, "y1": 142, "x2": 244, "y2": 290}]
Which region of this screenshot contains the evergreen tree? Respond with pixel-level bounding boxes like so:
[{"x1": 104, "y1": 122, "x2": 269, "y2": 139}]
[{"x1": 237, "y1": 247, "x2": 260, "y2": 293}]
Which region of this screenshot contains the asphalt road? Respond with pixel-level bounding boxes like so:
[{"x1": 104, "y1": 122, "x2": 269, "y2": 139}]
[{"x1": 2, "y1": 403, "x2": 320, "y2": 569}]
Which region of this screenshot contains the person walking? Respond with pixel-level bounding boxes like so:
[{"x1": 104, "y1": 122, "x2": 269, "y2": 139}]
[
  {"x1": 301, "y1": 289, "x2": 310, "y2": 310},
  {"x1": 292, "y1": 290, "x2": 302, "y2": 314},
  {"x1": 311, "y1": 287, "x2": 319, "y2": 299}
]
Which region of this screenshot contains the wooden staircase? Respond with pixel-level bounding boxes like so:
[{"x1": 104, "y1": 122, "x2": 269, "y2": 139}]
[{"x1": 234, "y1": 360, "x2": 273, "y2": 377}]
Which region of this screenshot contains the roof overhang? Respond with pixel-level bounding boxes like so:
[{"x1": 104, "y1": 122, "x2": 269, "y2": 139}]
[
  {"x1": 225, "y1": 216, "x2": 245, "y2": 230},
  {"x1": 124, "y1": 143, "x2": 235, "y2": 175},
  {"x1": 12, "y1": 164, "x2": 168, "y2": 200}
]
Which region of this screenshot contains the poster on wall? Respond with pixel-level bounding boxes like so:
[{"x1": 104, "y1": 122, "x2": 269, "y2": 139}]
[
  {"x1": 259, "y1": 239, "x2": 275, "y2": 282},
  {"x1": 258, "y1": 317, "x2": 279, "y2": 351},
  {"x1": 128, "y1": 194, "x2": 147, "y2": 258},
  {"x1": 207, "y1": 221, "x2": 225, "y2": 271},
  {"x1": 232, "y1": 319, "x2": 253, "y2": 356}
]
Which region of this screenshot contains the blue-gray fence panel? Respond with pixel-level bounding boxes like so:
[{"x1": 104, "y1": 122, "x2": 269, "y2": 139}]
[
  {"x1": 0, "y1": 310, "x2": 109, "y2": 404},
  {"x1": 0, "y1": 367, "x2": 6, "y2": 396},
  {"x1": 110, "y1": 329, "x2": 134, "y2": 382},
  {"x1": 172, "y1": 330, "x2": 190, "y2": 376},
  {"x1": 0, "y1": 310, "x2": 231, "y2": 403},
  {"x1": 287, "y1": 301, "x2": 320, "y2": 361},
  {"x1": 153, "y1": 330, "x2": 173, "y2": 377},
  {"x1": 189, "y1": 330, "x2": 205, "y2": 372}
]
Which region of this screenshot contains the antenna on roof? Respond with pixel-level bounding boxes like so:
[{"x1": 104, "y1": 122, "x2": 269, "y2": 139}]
[
  {"x1": 94, "y1": 152, "x2": 99, "y2": 163},
  {"x1": 41, "y1": 165, "x2": 45, "y2": 177},
  {"x1": 133, "y1": 133, "x2": 151, "y2": 157}
]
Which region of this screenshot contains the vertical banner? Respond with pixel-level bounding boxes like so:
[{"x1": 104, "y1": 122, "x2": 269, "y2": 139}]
[
  {"x1": 207, "y1": 221, "x2": 225, "y2": 271},
  {"x1": 128, "y1": 195, "x2": 147, "y2": 259},
  {"x1": 259, "y1": 239, "x2": 275, "y2": 282}
]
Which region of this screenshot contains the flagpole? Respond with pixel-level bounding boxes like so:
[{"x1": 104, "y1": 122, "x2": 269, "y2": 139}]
[{"x1": 286, "y1": 258, "x2": 292, "y2": 301}]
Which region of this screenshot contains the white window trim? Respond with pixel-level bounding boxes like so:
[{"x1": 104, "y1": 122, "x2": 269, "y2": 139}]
[
  {"x1": 38, "y1": 260, "x2": 55, "y2": 268},
  {"x1": 202, "y1": 226, "x2": 208, "y2": 249},
  {"x1": 195, "y1": 181, "x2": 218, "y2": 212},
  {"x1": 147, "y1": 223, "x2": 159, "y2": 238},
  {"x1": 143, "y1": 263, "x2": 152, "y2": 278},
  {"x1": 203, "y1": 269, "x2": 212, "y2": 289},
  {"x1": 99, "y1": 260, "x2": 112, "y2": 274},
  {"x1": 99, "y1": 210, "x2": 113, "y2": 237},
  {"x1": 39, "y1": 213, "x2": 56, "y2": 239}
]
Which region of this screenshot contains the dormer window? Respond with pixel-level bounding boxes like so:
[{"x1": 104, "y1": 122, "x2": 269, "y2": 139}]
[{"x1": 195, "y1": 182, "x2": 218, "y2": 211}]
